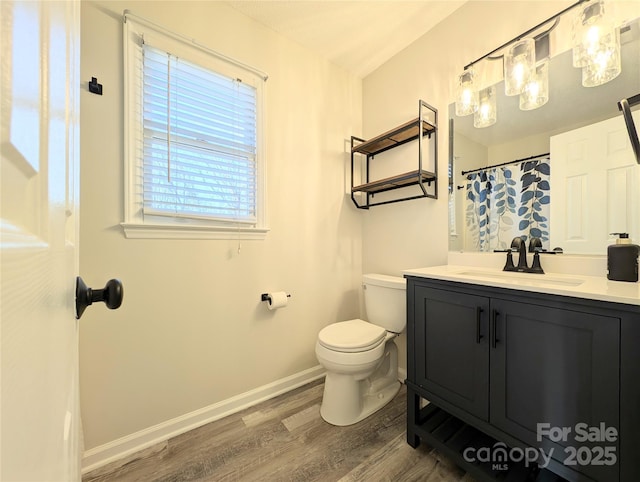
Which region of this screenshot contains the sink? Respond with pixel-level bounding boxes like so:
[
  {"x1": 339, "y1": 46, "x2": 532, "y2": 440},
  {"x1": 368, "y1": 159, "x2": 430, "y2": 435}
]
[{"x1": 455, "y1": 269, "x2": 585, "y2": 287}]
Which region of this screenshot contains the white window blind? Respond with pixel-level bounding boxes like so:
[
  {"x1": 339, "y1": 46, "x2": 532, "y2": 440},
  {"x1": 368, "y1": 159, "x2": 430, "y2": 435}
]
[
  {"x1": 123, "y1": 12, "x2": 267, "y2": 239},
  {"x1": 142, "y1": 44, "x2": 258, "y2": 223}
]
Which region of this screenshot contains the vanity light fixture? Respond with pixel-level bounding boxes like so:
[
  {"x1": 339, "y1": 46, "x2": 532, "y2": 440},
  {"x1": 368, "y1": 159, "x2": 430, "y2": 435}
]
[
  {"x1": 455, "y1": 0, "x2": 613, "y2": 126},
  {"x1": 572, "y1": 0, "x2": 621, "y2": 86},
  {"x1": 520, "y1": 33, "x2": 551, "y2": 110},
  {"x1": 474, "y1": 86, "x2": 497, "y2": 128},
  {"x1": 455, "y1": 68, "x2": 478, "y2": 116},
  {"x1": 504, "y1": 38, "x2": 536, "y2": 96},
  {"x1": 571, "y1": 1, "x2": 601, "y2": 67},
  {"x1": 520, "y1": 60, "x2": 549, "y2": 110}
]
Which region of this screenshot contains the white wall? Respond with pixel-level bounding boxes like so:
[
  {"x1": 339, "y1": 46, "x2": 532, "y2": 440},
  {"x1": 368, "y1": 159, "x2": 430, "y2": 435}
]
[{"x1": 80, "y1": 1, "x2": 362, "y2": 450}]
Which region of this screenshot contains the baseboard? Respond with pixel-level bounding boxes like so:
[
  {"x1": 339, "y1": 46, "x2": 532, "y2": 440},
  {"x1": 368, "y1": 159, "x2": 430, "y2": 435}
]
[{"x1": 81, "y1": 365, "x2": 326, "y2": 474}]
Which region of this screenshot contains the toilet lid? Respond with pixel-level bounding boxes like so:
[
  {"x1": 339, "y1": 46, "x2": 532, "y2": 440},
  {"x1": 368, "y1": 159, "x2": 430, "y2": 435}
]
[{"x1": 318, "y1": 319, "x2": 386, "y2": 353}]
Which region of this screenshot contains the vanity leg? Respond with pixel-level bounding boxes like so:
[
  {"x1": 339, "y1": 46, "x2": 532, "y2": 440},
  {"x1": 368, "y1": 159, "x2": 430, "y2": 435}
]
[{"x1": 407, "y1": 386, "x2": 421, "y2": 448}]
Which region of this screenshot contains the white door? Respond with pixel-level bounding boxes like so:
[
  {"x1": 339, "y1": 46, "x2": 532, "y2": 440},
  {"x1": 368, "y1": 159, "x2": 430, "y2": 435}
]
[
  {"x1": 550, "y1": 112, "x2": 640, "y2": 254},
  {"x1": 1, "y1": 1, "x2": 81, "y2": 480}
]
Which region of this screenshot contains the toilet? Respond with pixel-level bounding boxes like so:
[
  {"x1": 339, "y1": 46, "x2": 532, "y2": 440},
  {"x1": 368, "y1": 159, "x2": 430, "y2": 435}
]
[{"x1": 315, "y1": 273, "x2": 406, "y2": 426}]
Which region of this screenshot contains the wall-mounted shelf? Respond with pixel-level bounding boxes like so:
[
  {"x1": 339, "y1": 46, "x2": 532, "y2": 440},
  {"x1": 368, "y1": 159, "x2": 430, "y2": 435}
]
[
  {"x1": 352, "y1": 118, "x2": 436, "y2": 156},
  {"x1": 350, "y1": 100, "x2": 438, "y2": 209},
  {"x1": 352, "y1": 170, "x2": 436, "y2": 194}
]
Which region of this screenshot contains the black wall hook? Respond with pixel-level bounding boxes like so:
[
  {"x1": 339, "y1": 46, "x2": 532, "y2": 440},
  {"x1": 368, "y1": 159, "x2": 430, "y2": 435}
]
[{"x1": 89, "y1": 77, "x2": 103, "y2": 95}]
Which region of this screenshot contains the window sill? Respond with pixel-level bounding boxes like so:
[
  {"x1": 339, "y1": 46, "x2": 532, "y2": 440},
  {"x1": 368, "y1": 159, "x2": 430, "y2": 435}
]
[{"x1": 121, "y1": 223, "x2": 269, "y2": 240}]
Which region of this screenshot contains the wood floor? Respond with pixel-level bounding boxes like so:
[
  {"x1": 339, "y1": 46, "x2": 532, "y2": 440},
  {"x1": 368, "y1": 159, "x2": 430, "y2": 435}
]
[{"x1": 84, "y1": 379, "x2": 475, "y2": 482}]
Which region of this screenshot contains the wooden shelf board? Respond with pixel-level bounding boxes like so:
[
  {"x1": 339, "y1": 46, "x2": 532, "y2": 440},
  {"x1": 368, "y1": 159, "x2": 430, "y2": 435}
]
[
  {"x1": 352, "y1": 169, "x2": 436, "y2": 194},
  {"x1": 352, "y1": 118, "x2": 436, "y2": 156}
]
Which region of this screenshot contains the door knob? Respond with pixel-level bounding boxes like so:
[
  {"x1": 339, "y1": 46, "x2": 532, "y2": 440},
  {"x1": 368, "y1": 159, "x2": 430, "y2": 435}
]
[{"x1": 76, "y1": 277, "x2": 123, "y2": 319}]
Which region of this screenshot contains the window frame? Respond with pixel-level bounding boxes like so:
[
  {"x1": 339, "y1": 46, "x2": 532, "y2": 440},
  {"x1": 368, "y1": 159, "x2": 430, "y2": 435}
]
[{"x1": 122, "y1": 12, "x2": 268, "y2": 240}]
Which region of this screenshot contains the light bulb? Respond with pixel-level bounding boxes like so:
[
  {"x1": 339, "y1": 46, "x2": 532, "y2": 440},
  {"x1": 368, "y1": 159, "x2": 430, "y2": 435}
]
[
  {"x1": 582, "y1": 37, "x2": 621, "y2": 86},
  {"x1": 504, "y1": 38, "x2": 535, "y2": 96},
  {"x1": 455, "y1": 68, "x2": 478, "y2": 116},
  {"x1": 520, "y1": 60, "x2": 549, "y2": 110},
  {"x1": 572, "y1": 0, "x2": 621, "y2": 86},
  {"x1": 582, "y1": 24, "x2": 621, "y2": 86},
  {"x1": 474, "y1": 86, "x2": 497, "y2": 128}
]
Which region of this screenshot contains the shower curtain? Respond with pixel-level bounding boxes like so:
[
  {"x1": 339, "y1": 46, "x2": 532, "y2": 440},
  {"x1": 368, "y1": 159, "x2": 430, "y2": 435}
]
[{"x1": 465, "y1": 157, "x2": 551, "y2": 252}]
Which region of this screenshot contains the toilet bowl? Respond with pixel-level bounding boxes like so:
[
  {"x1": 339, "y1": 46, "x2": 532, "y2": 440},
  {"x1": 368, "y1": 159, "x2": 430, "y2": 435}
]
[{"x1": 315, "y1": 274, "x2": 406, "y2": 426}]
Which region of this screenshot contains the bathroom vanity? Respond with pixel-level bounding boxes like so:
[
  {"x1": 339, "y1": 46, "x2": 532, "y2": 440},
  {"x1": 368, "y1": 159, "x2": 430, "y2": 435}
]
[{"x1": 404, "y1": 266, "x2": 640, "y2": 482}]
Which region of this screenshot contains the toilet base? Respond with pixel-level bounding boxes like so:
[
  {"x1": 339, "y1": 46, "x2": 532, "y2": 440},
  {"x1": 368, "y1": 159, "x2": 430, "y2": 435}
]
[
  {"x1": 320, "y1": 374, "x2": 400, "y2": 426},
  {"x1": 319, "y1": 340, "x2": 401, "y2": 426}
]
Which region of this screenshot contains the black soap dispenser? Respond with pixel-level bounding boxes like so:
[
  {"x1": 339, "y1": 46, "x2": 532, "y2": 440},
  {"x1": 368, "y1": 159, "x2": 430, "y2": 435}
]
[{"x1": 607, "y1": 233, "x2": 639, "y2": 282}]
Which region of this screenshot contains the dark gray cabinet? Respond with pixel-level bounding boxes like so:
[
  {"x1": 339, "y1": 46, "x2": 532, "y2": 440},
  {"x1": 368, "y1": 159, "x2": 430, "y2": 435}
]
[
  {"x1": 406, "y1": 276, "x2": 639, "y2": 482},
  {"x1": 490, "y1": 299, "x2": 620, "y2": 482},
  {"x1": 414, "y1": 286, "x2": 489, "y2": 420},
  {"x1": 490, "y1": 299, "x2": 620, "y2": 445}
]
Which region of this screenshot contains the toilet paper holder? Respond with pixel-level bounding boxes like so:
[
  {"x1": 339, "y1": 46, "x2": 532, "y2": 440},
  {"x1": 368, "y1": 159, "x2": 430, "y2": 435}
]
[{"x1": 261, "y1": 293, "x2": 291, "y2": 303}]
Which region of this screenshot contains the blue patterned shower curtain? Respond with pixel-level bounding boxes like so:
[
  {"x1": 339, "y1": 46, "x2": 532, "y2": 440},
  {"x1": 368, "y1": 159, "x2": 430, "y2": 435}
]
[{"x1": 465, "y1": 157, "x2": 551, "y2": 252}]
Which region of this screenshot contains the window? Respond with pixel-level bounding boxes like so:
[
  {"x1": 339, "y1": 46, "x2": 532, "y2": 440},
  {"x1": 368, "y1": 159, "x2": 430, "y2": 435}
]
[{"x1": 122, "y1": 12, "x2": 267, "y2": 239}]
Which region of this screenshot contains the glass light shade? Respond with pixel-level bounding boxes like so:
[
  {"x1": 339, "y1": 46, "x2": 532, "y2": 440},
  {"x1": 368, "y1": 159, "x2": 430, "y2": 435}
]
[
  {"x1": 455, "y1": 69, "x2": 478, "y2": 116},
  {"x1": 572, "y1": 0, "x2": 621, "y2": 86},
  {"x1": 581, "y1": 28, "x2": 621, "y2": 86},
  {"x1": 504, "y1": 38, "x2": 535, "y2": 96},
  {"x1": 571, "y1": 1, "x2": 604, "y2": 67},
  {"x1": 520, "y1": 60, "x2": 549, "y2": 110},
  {"x1": 474, "y1": 86, "x2": 497, "y2": 128}
]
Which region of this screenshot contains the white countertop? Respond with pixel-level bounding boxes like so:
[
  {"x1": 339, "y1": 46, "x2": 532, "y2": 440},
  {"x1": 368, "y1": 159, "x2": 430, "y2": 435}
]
[{"x1": 403, "y1": 265, "x2": 640, "y2": 307}]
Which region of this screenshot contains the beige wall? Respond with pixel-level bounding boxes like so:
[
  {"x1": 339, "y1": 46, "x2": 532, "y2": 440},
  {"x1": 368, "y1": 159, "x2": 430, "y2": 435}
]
[{"x1": 80, "y1": 1, "x2": 362, "y2": 449}]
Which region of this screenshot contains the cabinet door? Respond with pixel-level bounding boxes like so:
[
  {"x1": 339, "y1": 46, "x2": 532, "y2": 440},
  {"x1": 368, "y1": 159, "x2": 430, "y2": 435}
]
[
  {"x1": 413, "y1": 286, "x2": 490, "y2": 421},
  {"x1": 490, "y1": 299, "x2": 620, "y2": 480}
]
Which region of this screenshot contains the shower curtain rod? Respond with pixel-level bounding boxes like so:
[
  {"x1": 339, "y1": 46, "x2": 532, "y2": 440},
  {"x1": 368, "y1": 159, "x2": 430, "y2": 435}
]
[{"x1": 461, "y1": 152, "x2": 550, "y2": 177}]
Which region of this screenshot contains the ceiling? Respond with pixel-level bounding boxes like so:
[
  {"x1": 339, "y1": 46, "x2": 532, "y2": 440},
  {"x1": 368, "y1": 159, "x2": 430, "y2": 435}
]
[{"x1": 226, "y1": 1, "x2": 467, "y2": 78}]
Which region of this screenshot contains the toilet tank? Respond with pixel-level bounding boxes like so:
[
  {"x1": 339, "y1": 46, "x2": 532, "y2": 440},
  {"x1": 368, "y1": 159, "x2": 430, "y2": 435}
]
[{"x1": 363, "y1": 274, "x2": 407, "y2": 333}]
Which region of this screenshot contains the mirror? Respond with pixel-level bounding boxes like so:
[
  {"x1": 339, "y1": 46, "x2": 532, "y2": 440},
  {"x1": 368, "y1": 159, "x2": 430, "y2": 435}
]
[{"x1": 449, "y1": 17, "x2": 640, "y2": 254}]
